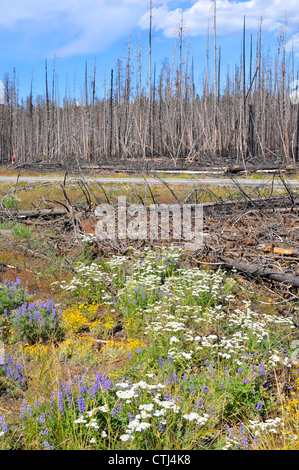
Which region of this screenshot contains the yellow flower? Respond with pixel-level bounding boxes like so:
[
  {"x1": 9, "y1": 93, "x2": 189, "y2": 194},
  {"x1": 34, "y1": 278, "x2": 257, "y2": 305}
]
[
  {"x1": 62, "y1": 305, "x2": 89, "y2": 332},
  {"x1": 23, "y1": 343, "x2": 53, "y2": 360}
]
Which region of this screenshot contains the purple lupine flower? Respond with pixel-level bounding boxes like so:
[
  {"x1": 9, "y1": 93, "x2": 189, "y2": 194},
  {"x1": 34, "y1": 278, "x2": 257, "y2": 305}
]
[
  {"x1": 6, "y1": 354, "x2": 12, "y2": 366},
  {"x1": 0, "y1": 414, "x2": 8, "y2": 433},
  {"x1": 224, "y1": 424, "x2": 234, "y2": 439},
  {"x1": 37, "y1": 413, "x2": 46, "y2": 424},
  {"x1": 239, "y1": 424, "x2": 246, "y2": 434},
  {"x1": 101, "y1": 374, "x2": 113, "y2": 390},
  {"x1": 168, "y1": 355, "x2": 173, "y2": 364},
  {"x1": 88, "y1": 374, "x2": 101, "y2": 400},
  {"x1": 79, "y1": 384, "x2": 88, "y2": 395},
  {"x1": 128, "y1": 412, "x2": 135, "y2": 422},
  {"x1": 5, "y1": 367, "x2": 13, "y2": 378},
  {"x1": 259, "y1": 363, "x2": 266, "y2": 375},
  {"x1": 256, "y1": 400, "x2": 263, "y2": 412},
  {"x1": 57, "y1": 390, "x2": 65, "y2": 415},
  {"x1": 64, "y1": 382, "x2": 73, "y2": 405},
  {"x1": 196, "y1": 398, "x2": 204, "y2": 409},
  {"x1": 251, "y1": 433, "x2": 259, "y2": 449},
  {"x1": 34, "y1": 310, "x2": 41, "y2": 323},
  {"x1": 77, "y1": 394, "x2": 86, "y2": 414},
  {"x1": 19, "y1": 400, "x2": 33, "y2": 419},
  {"x1": 201, "y1": 385, "x2": 209, "y2": 394},
  {"x1": 159, "y1": 424, "x2": 166, "y2": 434},
  {"x1": 111, "y1": 404, "x2": 122, "y2": 417},
  {"x1": 43, "y1": 441, "x2": 53, "y2": 450},
  {"x1": 242, "y1": 439, "x2": 249, "y2": 450},
  {"x1": 158, "y1": 357, "x2": 164, "y2": 368}
]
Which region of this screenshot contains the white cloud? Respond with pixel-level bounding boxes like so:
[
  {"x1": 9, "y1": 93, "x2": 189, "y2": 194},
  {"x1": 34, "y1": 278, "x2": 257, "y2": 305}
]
[
  {"x1": 0, "y1": 0, "x2": 149, "y2": 57},
  {"x1": 139, "y1": 0, "x2": 299, "y2": 40},
  {"x1": 1, "y1": 1, "x2": 299, "y2": 57}
]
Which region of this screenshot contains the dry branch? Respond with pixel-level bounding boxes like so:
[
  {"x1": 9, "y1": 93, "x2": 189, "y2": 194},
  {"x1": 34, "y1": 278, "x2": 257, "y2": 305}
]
[
  {"x1": 0, "y1": 208, "x2": 68, "y2": 219},
  {"x1": 219, "y1": 257, "x2": 299, "y2": 287}
]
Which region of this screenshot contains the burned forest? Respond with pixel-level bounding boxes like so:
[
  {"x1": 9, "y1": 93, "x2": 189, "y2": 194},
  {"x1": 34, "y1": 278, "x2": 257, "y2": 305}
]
[
  {"x1": 0, "y1": 19, "x2": 299, "y2": 170},
  {"x1": 0, "y1": 9, "x2": 298, "y2": 453}
]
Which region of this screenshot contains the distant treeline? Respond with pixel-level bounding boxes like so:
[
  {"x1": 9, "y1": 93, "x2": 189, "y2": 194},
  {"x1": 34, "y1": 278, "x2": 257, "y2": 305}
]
[{"x1": 0, "y1": 19, "x2": 299, "y2": 166}]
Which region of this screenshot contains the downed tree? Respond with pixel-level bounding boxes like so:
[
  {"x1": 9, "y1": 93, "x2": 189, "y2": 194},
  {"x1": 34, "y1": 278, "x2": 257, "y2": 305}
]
[
  {"x1": 0, "y1": 208, "x2": 68, "y2": 219},
  {"x1": 218, "y1": 257, "x2": 299, "y2": 287}
]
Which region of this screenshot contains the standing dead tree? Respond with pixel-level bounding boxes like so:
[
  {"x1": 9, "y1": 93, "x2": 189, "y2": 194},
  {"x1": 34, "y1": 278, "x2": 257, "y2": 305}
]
[{"x1": 0, "y1": 17, "x2": 298, "y2": 167}]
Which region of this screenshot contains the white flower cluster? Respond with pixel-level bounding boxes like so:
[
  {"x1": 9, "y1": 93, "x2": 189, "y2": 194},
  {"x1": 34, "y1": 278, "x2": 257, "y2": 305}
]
[
  {"x1": 183, "y1": 412, "x2": 209, "y2": 426},
  {"x1": 56, "y1": 262, "x2": 110, "y2": 292},
  {"x1": 160, "y1": 268, "x2": 231, "y2": 304},
  {"x1": 114, "y1": 378, "x2": 187, "y2": 443},
  {"x1": 268, "y1": 351, "x2": 292, "y2": 368},
  {"x1": 133, "y1": 246, "x2": 183, "y2": 276},
  {"x1": 115, "y1": 380, "x2": 166, "y2": 404},
  {"x1": 248, "y1": 417, "x2": 284, "y2": 436},
  {"x1": 105, "y1": 255, "x2": 128, "y2": 270},
  {"x1": 73, "y1": 407, "x2": 108, "y2": 434},
  {"x1": 120, "y1": 273, "x2": 162, "y2": 297},
  {"x1": 145, "y1": 314, "x2": 186, "y2": 335},
  {"x1": 78, "y1": 233, "x2": 98, "y2": 243}
]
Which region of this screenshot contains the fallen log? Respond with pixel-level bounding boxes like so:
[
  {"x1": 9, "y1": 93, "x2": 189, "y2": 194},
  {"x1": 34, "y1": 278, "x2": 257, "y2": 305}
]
[
  {"x1": 0, "y1": 261, "x2": 19, "y2": 271},
  {"x1": 218, "y1": 257, "x2": 299, "y2": 287},
  {"x1": 258, "y1": 246, "x2": 299, "y2": 256},
  {"x1": 0, "y1": 208, "x2": 68, "y2": 219}
]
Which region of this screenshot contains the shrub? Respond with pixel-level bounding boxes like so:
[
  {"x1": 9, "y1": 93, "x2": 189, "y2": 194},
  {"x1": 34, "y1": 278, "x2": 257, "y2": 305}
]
[
  {"x1": 12, "y1": 223, "x2": 32, "y2": 239},
  {"x1": 0, "y1": 278, "x2": 28, "y2": 315},
  {"x1": 0, "y1": 354, "x2": 27, "y2": 396},
  {"x1": 1, "y1": 195, "x2": 20, "y2": 209},
  {"x1": 11, "y1": 299, "x2": 65, "y2": 344}
]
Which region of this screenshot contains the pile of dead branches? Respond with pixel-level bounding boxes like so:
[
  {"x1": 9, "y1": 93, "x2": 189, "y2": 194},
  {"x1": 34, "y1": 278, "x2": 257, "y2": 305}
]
[{"x1": 1, "y1": 173, "x2": 299, "y2": 295}]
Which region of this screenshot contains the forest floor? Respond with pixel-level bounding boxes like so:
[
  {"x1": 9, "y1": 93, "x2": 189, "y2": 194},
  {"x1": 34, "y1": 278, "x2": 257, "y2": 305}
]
[{"x1": 0, "y1": 172, "x2": 298, "y2": 451}]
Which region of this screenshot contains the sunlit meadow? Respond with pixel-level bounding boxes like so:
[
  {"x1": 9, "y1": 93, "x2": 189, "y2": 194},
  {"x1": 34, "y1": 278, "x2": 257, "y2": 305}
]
[{"x1": 0, "y1": 245, "x2": 298, "y2": 450}]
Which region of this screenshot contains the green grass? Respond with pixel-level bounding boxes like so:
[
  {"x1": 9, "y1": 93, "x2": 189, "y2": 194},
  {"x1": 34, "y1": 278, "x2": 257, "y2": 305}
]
[
  {"x1": 11, "y1": 223, "x2": 32, "y2": 239},
  {"x1": 0, "y1": 220, "x2": 33, "y2": 239}
]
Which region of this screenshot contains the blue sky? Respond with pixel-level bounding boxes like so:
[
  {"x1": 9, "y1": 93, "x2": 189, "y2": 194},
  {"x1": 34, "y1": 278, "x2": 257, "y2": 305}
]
[{"x1": 0, "y1": 0, "x2": 298, "y2": 102}]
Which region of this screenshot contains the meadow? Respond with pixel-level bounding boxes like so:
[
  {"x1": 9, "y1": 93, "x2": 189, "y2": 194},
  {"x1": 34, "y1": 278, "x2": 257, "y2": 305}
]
[
  {"x1": 0, "y1": 240, "x2": 298, "y2": 450},
  {"x1": 0, "y1": 179, "x2": 298, "y2": 451}
]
